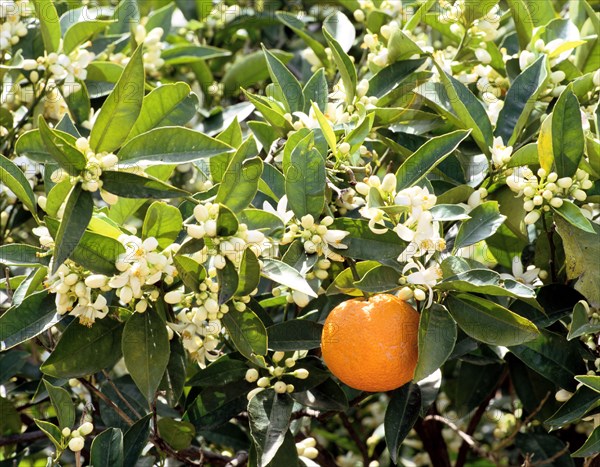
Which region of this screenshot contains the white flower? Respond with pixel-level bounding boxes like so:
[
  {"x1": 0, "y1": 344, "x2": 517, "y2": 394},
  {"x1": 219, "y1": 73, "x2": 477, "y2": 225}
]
[
  {"x1": 395, "y1": 211, "x2": 445, "y2": 261},
  {"x1": 70, "y1": 294, "x2": 109, "y2": 327},
  {"x1": 500, "y1": 257, "x2": 542, "y2": 286},
  {"x1": 263, "y1": 196, "x2": 294, "y2": 225},
  {"x1": 360, "y1": 207, "x2": 388, "y2": 234},
  {"x1": 402, "y1": 261, "x2": 443, "y2": 308},
  {"x1": 490, "y1": 136, "x2": 513, "y2": 168}
]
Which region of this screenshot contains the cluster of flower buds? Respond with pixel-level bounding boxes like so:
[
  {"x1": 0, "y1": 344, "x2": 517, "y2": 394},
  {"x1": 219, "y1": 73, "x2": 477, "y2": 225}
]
[
  {"x1": 281, "y1": 214, "x2": 349, "y2": 262},
  {"x1": 296, "y1": 437, "x2": 319, "y2": 460},
  {"x1": 507, "y1": 168, "x2": 593, "y2": 225},
  {"x1": 0, "y1": 0, "x2": 29, "y2": 52},
  {"x1": 62, "y1": 422, "x2": 94, "y2": 452},
  {"x1": 245, "y1": 352, "x2": 309, "y2": 400}
]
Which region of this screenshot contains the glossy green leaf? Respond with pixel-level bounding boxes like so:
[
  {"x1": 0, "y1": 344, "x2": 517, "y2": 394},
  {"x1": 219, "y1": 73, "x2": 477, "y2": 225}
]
[
  {"x1": 414, "y1": 305, "x2": 457, "y2": 381},
  {"x1": 353, "y1": 265, "x2": 401, "y2": 293},
  {"x1": 90, "y1": 45, "x2": 144, "y2": 153},
  {"x1": 118, "y1": 127, "x2": 234, "y2": 165},
  {"x1": 101, "y1": 171, "x2": 188, "y2": 199},
  {"x1": 267, "y1": 320, "x2": 323, "y2": 351},
  {"x1": 142, "y1": 202, "x2": 183, "y2": 249},
  {"x1": 385, "y1": 382, "x2": 422, "y2": 464},
  {"x1": 32, "y1": 0, "x2": 61, "y2": 52},
  {"x1": 0, "y1": 155, "x2": 38, "y2": 217},
  {"x1": 236, "y1": 249, "x2": 261, "y2": 297},
  {"x1": 553, "y1": 200, "x2": 595, "y2": 233},
  {"x1": 395, "y1": 130, "x2": 471, "y2": 190},
  {"x1": 0, "y1": 291, "x2": 60, "y2": 351},
  {"x1": 0, "y1": 244, "x2": 50, "y2": 267},
  {"x1": 123, "y1": 415, "x2": 152, "y2": 466},
  {"x1": 446, "y1": 294, "x2": 539, "y2": 346},
  {"x1": 495, "y1": 56, "x2": 549, "y2": 146},
  {"x1": 122, "y1": 307, "x2": 171, "y2": 402},
  {"x1": 161, "y1": 44, "x2": 230, "y2": 65},
  {"x1": 216, "y1": 157, "x2": 264, "y2": 213},
  {"x1": 573, "y1": 425, "x2": 600, "y2": 457},
  {"x1": 331, "y1": 218, "x2": 407, "y2": 261},
  {"x1": 41, "y1": 318, "x2": 124, "y2": 378},
  {"x1": 552, "y1": 86, "x2": 585, "y2": 177},
  {"x1": 263, "y1": 46, "x2": 304, "y2": 113},
  {"x1": 248, "y1": 391, "x2": 293, "y2": 467},
  {"x1": 575, "y1": 375, "x2": 600, "y2": 393},
  {"x1": 323, "y1": 15, "x2": 357, "y2": 104},
  {"x1": 158, "y1": 418, "x2": 196, "y2": 451},
  {"x1": 38, "y1": 116, "x2": 86, "y2": 175},
  {"x1": 261, "y1": 259, "x2": 317, "y2": 298},
  {"x1": 43, "y1": 380, "x2": 75, "y2": 429},
  {"x1": 222, "y1": 308, "x2": 268, "y2": 360},
  {"x1": 454, "y1": 201, "x2": 506, "y2": 250},
  {"x1": 52, "y1": 184, "x2": 94, "y2": 273},
  {"x1": 129, "y1": 83, "x2": 198, "y2": 139},
  {"x1": 91, "y1": 428, "x2": 124, "y2": 467},
  {"x1": 63, "y1": 20, "x2": 113, "y2": 53},
  {"x1": 546, "y1": 386, "x2": 600, "y2": 426},
  {"x1": 34, "y1": 419, "x2": 62, "y2": 450},
  {"x1": 510, "y1": 330, "x2": 586, "y2": 390}
]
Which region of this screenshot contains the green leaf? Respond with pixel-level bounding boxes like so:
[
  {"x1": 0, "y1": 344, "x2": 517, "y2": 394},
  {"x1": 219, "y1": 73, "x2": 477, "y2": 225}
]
[
  {"x1": 122, "y1": 307, "x2": 171, "y2": 402},
  {"x1": 0, "y1": 155, "x2": 38, "y2": 217},
  {"x1": 118, "y1": 127, "x2": 234, "y2": 165},
  {"x1": 91, "y1": 428, "x2": 124, "y2": 467},
  {"x1": 507, "y1": 143, "x2": 540, "y2": 168},
  {"x1": 292, "y1": 378, "x2": 349, "y2": 411},
  {"x1": 52, "y1": 184, "x2": 94, "y2": 274},
  {"x1": 385, "y1": 382, "x2": 422, "y2": 464},
  {"x1": 573, "y1": 425, "x2": 600, "y2": 457},
  {"x1": 123, "y1": 415, "x2": 152, "y2": 466},
  {"x1": 161, "y1": 44, "x2": 230, "y2": 65},
  {"x1": 323, "y1": 15, "x2": 357, "y2": 105},
  {"x1": 285, "y1": 137, "x2": 326, "y2": 219},
  {"x1": 184, "y1": 381, "x2": 251, "y2": 430},
  {"x1": 0, "y1": 244, "x2": 50, "y2": 267},
  {"x1": 331, "y1": 218, "x2": 407, "y2": 261},
  {"x1": 216, "y1": 157, "x2": 264, "y2": 213},
  {"x1": 568, "y1": 301, "x2": 600, "y2": 340},
  {"x1": 42, "y1": 318, "x2": 124, "y2": 378},
  {"x1": 446, "y1": 294, "x2": 539, "y2": 346},
  {"x1": 236, "y1": 249, "x2": 261, "y2": 297},
  {"x1": 46, "y1": 218, "x2": 125, "y2": 275},
  {"x1": 63, "y1": 20, "x2": 113, "y2": 54},
  {"x1": 43, "y1": 380, "x2": 75, "y2": 429},
  {"x1": 223, "y1": 50, "x2": 293, "y2": 95},
  {"x1": 173, "y1": 256, "x2": 206, "y2": 293},
  {"x1": 217, "y1": 259, "x2": 239, "y2": 305},
  {"x1": 101, "y1": 171, "x2": 188, "y2": 199},
  {"x1": 32, "y1": 0, "x2": 61, "y2": 52},
  {"x1": 262, "y1": 46, "x2": 304, "y2": 114},
  {"x1": 555, "y1": 216, "x2": 600, "y2": 306},
  {"x1": 395, "y1": 130, "x2": 471, "y2": 190},
  {"x1": 267, "y1": 320, "x2": 323, "y2": 351},
  {"x1": 414, "y1": 305, "x2": 457, "y2": 382},
  {"x1": 276, "y1": 12, "x2": 329, "y2": 69},
  {"x1": 454, "y1": 201, "x2": 506, "y2": 250},
  {"x1": 546, "y1": 386, "x2": 600, "y2": 426},
  {"x1": 553, "y1": 200, "x2": 595, "y2": 233},
  {"x1": 34, "y1": 419, "x2": 63, "y2": 450},
  {"x1": 495, "y1": 56, "x2": 549, "y2": 146},
  {"x1": 368, "y1": 59, "x2": 427, "y2": 99},
  {"x1": 90, "y1": 45, "x2": 145, "y2": 153},
  {"x1": 261, "y1": 259, "x2": 317, "y2": 298},
  {"x1": 142, "y1": 202, "x2": 183, "y2": 250},
  {"x1": 552, "y1": 86, "x2": 585, "y2": 177},
  {"x1": 437, "y1": 269, "x2": 537, "y2": 300},
  {"x1": 187, "y1": 355, "x2": 248, "y2": 387},
  {"x1": 128, "y1": 83, "x2": 198, "y2": 139},
  {"x1": 575, "y1": 375, "x2": 600, "y2": 393},
  {"x1": 303, "y1": 69, "x2": 329, "y2": 113},
  {"x1": 158, "y1": 418, "x2": 196, "y2": 451},
  {"x1": 15, "y1": 129, "x2": 76, "y2": 163},
  {"x1": 159, "y1": 338, "x2": 187, "y2": 407},
  {"x1": 38, "y1": 116, "x2": 86, "y2": 175},
  {"x1": 222, "y1": 309, "x2": 268, "y2": 361},
  {"x1": 436, "y1": 69, "x2": 493, "y2": 152},
  {"x1": 0, "y1": 291, "x2": 60, "y2": 351},
  {"x1": 248, "y1": 391, "x2": 293, "y2": 467},
  {"x1": 353, "y1": 265, "x2": 401, "y2": 293},
  {"x1": 510, "y1": 330, "x2": 586, "y2": 390},
  {"x1": 0, "y1": 397, "x2": 21, "y2": 435}
]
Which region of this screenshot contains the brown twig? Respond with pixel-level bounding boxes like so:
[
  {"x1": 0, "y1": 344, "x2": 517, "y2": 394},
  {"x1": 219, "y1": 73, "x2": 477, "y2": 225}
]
[
  {"x1": 0, "y1": 431, "x2": 47, "y2": 447},
  {"x1": 340, "y1": 413, "x2": 370, "y2": 466},
  {"x1": 414, "y1": 412, "x2": 452, "y2": 467},
  {"x1": 101, "y1": 370, "x2": 143, "y2": 420},
  {"x1": 77, "y1": 378, "x2": 135, "y2": 426}
]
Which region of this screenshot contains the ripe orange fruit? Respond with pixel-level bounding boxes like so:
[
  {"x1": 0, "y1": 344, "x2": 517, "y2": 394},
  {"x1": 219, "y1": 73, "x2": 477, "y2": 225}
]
[{"x1": 321, "y1": 294, "x2": 419, "y2": 392}]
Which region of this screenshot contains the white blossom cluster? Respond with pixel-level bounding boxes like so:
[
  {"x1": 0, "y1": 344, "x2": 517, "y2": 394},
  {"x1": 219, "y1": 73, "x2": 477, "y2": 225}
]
[
  {"x1": 507, "y1": 167, "x2": 594, "y2": 225},
  {"x1": 245, "y1": 351, "x2": 309, "y2": 400},
  {"x1": 0, "y1": 0, "x2": 29, "y2": 52}
]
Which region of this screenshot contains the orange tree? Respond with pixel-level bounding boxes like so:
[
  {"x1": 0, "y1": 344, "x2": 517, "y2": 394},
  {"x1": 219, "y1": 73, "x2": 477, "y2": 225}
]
[{"x1": 0, "y1": 0, "x2": 599, "y2": 465}]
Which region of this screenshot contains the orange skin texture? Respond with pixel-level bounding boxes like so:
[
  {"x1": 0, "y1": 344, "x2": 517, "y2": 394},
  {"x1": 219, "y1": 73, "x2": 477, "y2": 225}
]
[{"x1": 321, "y1": 294, "x2": 420, "y2": 392}]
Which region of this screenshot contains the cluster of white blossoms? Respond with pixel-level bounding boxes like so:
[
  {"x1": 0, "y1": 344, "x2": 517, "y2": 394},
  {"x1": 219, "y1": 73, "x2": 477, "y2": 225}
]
[
  {"x1": 507, "y1": 168, "x2": 594, "y2": 225},
  {"x1": 0, "y1": 0, "x2": 29, "y2": 52},
  {"x1": 245, "y1": 351, "x2": 310, "y2": 400},
  {"x1": 22, "y1": 48, "x2": 95, "y2": 84},
  {"x1": 134, "y1": 25, "x2": 165, "y2": 76},
  {"x1": 62, "y1": 421, "x2": 94, "y2": 453},
  {"x1": 518, "y1": 38, "x2": 576, "y2": 71},
  {"x1": 490, "y1": 136, "x2": 513, "y2": 169},
  {"x1": 187, "y1": 202, "x2": 266, "y2": 269},
  {"x1": 280, "y1": 214, "x2": 349, "y2": 262},
  {"x1": 75, "y1": 137, "x2": 118, "y2": 194},
  {"x1": 357, "y1": 174, "x2": 445, "y2": 262},
  {"x1": 46, "y1": 262, "x2": 110, "y2": 327}
]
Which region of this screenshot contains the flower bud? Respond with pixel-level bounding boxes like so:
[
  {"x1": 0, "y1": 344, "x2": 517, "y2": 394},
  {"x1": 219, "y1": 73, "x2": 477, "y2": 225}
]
[
  {"x1": 353, "y1": 9, "x2": 365, "y2": 22},
  {"x1": 273, "y1": 381, "x2": 287, "y2": 393},
  {"x1": 247, "y1": 387, "x2": 265, "y2": 401},
  {"x1": 68, "y1": 437, "x2": 85, "y2": 452},
  {"x1": 381, "y1": 173, "x2": 397, "y2": 193},
  {"x1": 85, "y1": 274, "x2": 108, "y2": 289},
  {"x1": 204, "y1": 219, "x2": 217, "y2": 237},
  {"x1": 194, "y1": 204, "x2": 210, "y2": 222},
  {"x1": 257, "y1": 377, "x2": 270, "y2": 388},
  {"x1": 272, "y1": 351, "x2": 285, "y2": 363},
  {"x1": 79, "y1": 422, "x2": 93, "y2": 436},
  {"x1": 524, "y1": 210, "x2": 541, "y2": 225},
  {"x1": 62, "y1": 427, "x2": 71, "y2": 437},
  {"x1": 164, "y1": 290, "x2": 183, "y2": 304},
  {"x1": 294, "y1": 368, "x2": 309, "y2": 379},
  {"x1": 245, "y1": 368, "x2": 259, "y2": 383},
  {"x1": 523, "y1": 200, "x2": 535, "y2": 212},
  {"x1": 413, "y1": 289, "x2": 426, "y2": 301},
  {"x1": 338, "y1": 142, "x2": 351, "y2": 154},
  {"x1": 304, "y1": 447, "x2": 319, "y2": 459},
  {"x1": 557, "y1": 177, "x2": 573, "y2": 189},
  {"x1": 572, "y1": 189, "x2": 587, "y2": 202}
]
